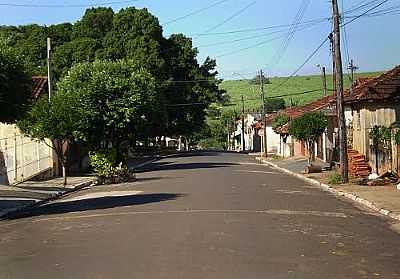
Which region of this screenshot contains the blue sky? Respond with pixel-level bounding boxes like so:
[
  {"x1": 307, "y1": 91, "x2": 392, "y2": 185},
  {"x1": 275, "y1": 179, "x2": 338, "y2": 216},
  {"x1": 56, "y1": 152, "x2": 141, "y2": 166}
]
[{"x1": 0, "y1": 0, "x2": 398, "y2": 80}]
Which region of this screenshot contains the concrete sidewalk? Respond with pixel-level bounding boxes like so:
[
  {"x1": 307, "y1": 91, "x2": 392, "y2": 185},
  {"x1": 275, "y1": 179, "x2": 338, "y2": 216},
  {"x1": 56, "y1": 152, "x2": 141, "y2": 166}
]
[
  {"x1": 0, "y1": 155, "x2": 164, "y2": 219},
  {"x1": 258, "y1": 156, "x2": 400, "y2": 222},
  {"x1": 0, "y1": 176, "x2": 94, "y2": 218}
]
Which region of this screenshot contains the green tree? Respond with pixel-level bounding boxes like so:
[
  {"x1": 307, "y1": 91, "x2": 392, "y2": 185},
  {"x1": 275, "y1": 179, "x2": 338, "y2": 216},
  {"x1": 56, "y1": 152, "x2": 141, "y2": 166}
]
[
  {"x1": 17, "y1": 92, "x2": 81, "y2": 185},
  {"x1": 288, "y1": 112, "x2": 327, "y2": 164},
  {"x1": 369, "y1": 125, "x2": 392, "y2": 174},
  {"x1": 5, "y1": 24, "x2": 48, "y2": 75},
  {"x1": 265, "y1": 97, "x2": 286, "y2": 113},
  {"x1": 272, "y1": 114, "x2": 290, "y2": 132},
  {"x1": 52, "y1": 37, "x2": 100, "y2": 80},
  {"x1": 56, "y1": 60, "x2": 157, "y2": 161},
  {"x1": 249, "y1": 74, "x2": 270, "y2": 85},
  {"x1": 72, "y1": 7, "x2": 114, "y2": 40},
  {"x1": 163, "y1": 34, "x2": 225, "y2": 142},
  {"x1": 103, "y1": 7, "x2": 165, "y2": 73},
  {"x1": 0, "y1": 41, "x2": 32, "y2": 123}
]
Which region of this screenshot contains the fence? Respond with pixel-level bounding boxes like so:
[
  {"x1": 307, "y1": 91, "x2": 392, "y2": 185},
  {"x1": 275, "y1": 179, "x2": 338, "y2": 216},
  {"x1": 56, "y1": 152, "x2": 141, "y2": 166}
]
[{"x1": 0, "y1": 127, "x2": 53, "y2": 185}]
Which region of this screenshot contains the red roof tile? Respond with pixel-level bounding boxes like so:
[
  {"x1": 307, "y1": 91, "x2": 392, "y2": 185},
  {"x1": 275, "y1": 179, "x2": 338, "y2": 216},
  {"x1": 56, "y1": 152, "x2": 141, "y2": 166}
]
[
  {"x1": 32, "y1": 76, "x2": 48, "y2": 98},
  {"x1": 266, "y1": 94, "x2": 336, "y2": 124},
  {"x1": 344, "y1": 65, "x2": 400, "y2": 103}
]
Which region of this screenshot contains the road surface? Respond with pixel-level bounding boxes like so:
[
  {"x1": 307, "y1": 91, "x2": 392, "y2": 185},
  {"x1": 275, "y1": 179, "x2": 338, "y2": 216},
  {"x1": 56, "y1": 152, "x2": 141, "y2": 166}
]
[{"x1": 0, "y1": 152, "x2": 399, "y2": 279}]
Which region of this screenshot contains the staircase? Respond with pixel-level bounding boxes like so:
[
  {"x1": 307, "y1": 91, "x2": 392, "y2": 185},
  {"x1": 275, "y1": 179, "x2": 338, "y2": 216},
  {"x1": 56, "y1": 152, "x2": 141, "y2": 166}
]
[{"x1": 348, "y1": 149, "x2": 371, "y2": 177}]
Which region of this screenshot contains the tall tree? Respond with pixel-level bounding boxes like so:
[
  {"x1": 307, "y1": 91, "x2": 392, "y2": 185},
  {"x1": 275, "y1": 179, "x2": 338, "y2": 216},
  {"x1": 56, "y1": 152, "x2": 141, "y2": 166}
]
[
  {"x1": 164, "y1": 34, "x2": 225, "y2": 141},
  {"x1": 17, "y1": 92, "x2": 81, "y2": 185},
  {"x1": 56, "y1": 60, "x2": 157, "y2": 158},
  {"x1": 0, "y1": 41, "x2": 32, "y2": 123},
  {"x1": 72, "y1": 7, "x2": 114, "y2": 40},
  {"x1": 289, "y1": 112, "x2": 327, "y2": 165}
]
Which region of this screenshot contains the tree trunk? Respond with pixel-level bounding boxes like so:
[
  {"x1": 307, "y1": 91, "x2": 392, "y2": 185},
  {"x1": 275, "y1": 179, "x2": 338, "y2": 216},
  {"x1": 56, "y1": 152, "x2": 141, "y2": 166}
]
[
  {"x1": 62, "y1": 163, "x2": 67, "y2": 186},
  {"x1": 307, "y1": 141, "x2": 313, "y2": 166},
  {"x1": 375, "y1": 145, "x2": 379, "y2": 175}
]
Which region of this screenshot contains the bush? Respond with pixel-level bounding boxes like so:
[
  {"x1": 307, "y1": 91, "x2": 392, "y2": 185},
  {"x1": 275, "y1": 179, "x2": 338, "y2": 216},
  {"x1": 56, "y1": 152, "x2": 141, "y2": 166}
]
[
  {"x1": 89, "y1": 149, "x2": 126, "y2": 178},
  {"x1": 328, "y1": 172, "x2": 342, "y2": 185}
]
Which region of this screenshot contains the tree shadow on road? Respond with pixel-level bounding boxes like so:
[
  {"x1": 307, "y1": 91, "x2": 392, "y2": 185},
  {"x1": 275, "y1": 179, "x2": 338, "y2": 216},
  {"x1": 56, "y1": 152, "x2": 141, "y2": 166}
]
[
  {"x1": 6, "y1": 193, "x2": 184, "y2": 220},
  {"x1": 136, "y1": 162, "x2": 239, "y2": 173}
]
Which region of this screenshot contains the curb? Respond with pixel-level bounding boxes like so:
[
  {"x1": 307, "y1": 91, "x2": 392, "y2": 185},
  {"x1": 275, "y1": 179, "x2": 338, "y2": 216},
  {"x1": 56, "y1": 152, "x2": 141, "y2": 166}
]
[
  {"x1": 0, "y1": 180, "x2": 94, "y2": 220},
  {"x1": 256, "y1": 157, "x2": 400, "y2": 222}
]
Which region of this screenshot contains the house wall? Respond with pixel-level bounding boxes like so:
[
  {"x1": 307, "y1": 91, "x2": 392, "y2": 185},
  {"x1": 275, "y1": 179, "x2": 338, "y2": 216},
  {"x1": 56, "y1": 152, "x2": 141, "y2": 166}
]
[
  {"x1": 260, "y1": 126, "x2": 282, "y2": 154},
  {"x1": 0, "y1": 123, "x2": 54, "y2": 185},
  {"x1": 352, "y1": 102, "x2": 399, "y2": 173}
]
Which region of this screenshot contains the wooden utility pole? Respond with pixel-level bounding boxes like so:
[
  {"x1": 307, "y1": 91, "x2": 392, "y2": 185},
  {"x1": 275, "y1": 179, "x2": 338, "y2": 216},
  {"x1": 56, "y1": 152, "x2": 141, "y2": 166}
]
[
  {"x1": 260, "y1": 70, "x2": 267, "y2": 157},
  {"x1": 347, "y1": 59, "x2": 359, "y2": 93},
  {"x1": 227, "y1": 120, "x2": 231, "y2": 151},
  {"x1": 47, "y1": 37, "x2": 52, "y2": 101},
  {"x1": 322, "y1": 66, "x2": 327, "y2": 96},
  {"x1": 329, "y1": 33, "x2": 337, "y2": 94},
  {"x1": 241, "y1": 95, "x2": 245, "y2": 152},
  {"x1": 318, "y1": 65, "x2": 328, "y2": 96},
  {"x1": 332, "y1": 0, "x2": 349, "y2": 183}
]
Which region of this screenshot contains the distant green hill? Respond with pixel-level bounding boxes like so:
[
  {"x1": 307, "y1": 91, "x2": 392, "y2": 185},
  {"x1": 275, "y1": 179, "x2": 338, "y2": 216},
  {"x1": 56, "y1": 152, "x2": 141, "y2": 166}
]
[{"x1": 219, "y1": 72, "x2": 382, "y2": 113}]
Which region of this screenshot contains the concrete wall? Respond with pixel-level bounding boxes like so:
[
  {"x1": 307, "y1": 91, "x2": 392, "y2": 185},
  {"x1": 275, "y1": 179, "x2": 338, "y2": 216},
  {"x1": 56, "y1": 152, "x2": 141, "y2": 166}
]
[{"x1": 0, "y1": 123, "x2": 54, "y2": 185}]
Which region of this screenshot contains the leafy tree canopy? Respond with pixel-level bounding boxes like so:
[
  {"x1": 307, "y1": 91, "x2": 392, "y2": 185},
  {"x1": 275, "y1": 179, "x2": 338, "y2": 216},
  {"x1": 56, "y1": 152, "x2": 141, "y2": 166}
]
[
  {"x1": 272, "y1": 114, "x2": 290, "y2": 132},
  {"x1": 249, "y1": 74, "x2": 271, "y2": 85},
  {"x1": 56, "y1": 59, "x2": 156, "y2": 149},
  {"x1": 289, "y1": 112, "x2": 327, "y2": 143},
  {"x1": 265, "y1": 97, "x2": 286, "y2": 113},
  {"x1": 0, "y1": 41, "x2": 32, "y2": 123}
]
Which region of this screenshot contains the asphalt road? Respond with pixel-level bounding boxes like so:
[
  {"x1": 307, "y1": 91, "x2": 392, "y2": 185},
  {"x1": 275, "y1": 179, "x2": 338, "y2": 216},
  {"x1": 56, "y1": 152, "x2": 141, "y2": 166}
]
[{"x1": 0, "y1": 152, "x2": 399, "y2": 279}]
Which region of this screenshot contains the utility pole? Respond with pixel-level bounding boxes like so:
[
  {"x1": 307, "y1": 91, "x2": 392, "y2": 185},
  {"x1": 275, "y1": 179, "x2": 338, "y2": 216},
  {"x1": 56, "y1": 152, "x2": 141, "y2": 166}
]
[
  {"x1": 241, "y1": 95, "x2": 245, "y2": 152},
  {"x1": 322, "y1": 66, "x2": 327, "y2": 96},
  {"x1": 260, "y1": 70, "x2": 267, "y2": 157},
  {"x1": 347, "y1": 59, "x2": 359, "y2": 91},
  {"x1": 329, "y1": 33, "x2": 337, "y2": 94},
  {"x1": 227, "y1": 120, "x2": 231, "y2": 151},
  {"x1": 332, "y1": 0, "x2": 349, "y2": 183},
  {"x1": 47, "y1": 37, "x2": 52, "y2": 101},
  {"x1": 317, "y1": 64, "x2": 327, "y2": 96}
]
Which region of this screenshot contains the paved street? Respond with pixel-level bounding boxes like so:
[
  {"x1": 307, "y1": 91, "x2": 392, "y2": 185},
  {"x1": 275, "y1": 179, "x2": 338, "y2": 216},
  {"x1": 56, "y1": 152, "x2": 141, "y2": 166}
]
[{"x1": 0, "y1": 152, "x2": 399, "y2": 279}]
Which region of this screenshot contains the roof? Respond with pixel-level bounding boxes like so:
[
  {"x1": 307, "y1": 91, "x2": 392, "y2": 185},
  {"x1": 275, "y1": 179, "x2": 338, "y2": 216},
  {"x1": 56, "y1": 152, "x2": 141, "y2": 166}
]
[
  {"x1": 32, "y1": 76, "x2": 48, "y2": 98},
  {"x1": 263, "y1": 65, "x2": 400, "y2": 133},
  {"x1": 266, "y1": 94, "x2": 336, "y2": 124},
  {"x1": 344, "y1": 65, "x2": 400, "y2": 103}
]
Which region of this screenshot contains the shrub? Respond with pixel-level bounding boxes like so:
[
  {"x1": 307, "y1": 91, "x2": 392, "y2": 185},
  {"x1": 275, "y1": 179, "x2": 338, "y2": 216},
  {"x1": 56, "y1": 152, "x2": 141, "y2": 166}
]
[
  {"x1": 328, "y1": 172, "x2": 342, "y2": 185},
  {"x1": 89, "y1": 149, "x2": 124, "y2": 178}
]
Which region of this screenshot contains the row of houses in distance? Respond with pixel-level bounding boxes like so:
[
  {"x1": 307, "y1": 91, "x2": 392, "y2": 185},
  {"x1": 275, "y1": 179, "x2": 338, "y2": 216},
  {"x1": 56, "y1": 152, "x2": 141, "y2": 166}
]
[{"x1": 231, "y1": 65, "x2": 400, "y2": 176}]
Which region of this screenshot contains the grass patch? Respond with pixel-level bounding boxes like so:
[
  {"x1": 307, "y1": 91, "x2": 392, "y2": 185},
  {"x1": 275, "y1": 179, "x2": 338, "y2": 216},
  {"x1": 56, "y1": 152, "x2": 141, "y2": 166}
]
[
  {"x1": 219, "y1": 72, "x2": 382, "y2": 113},
  {"x1": 328, "y1": 172, "x2": 342, "y2": 185}
]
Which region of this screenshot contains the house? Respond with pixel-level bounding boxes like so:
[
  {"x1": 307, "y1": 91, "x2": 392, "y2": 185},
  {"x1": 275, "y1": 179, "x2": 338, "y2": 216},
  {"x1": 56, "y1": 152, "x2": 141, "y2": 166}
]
[
  {"x1": 265, "y1": 94, "x2": 338, "y2": 162},
  {"x1": 344, "y1": 65, "x2": 400, "y2": 174},
  {"x1": 231, "y1": 113, "x2": 281, "y2": 153}
]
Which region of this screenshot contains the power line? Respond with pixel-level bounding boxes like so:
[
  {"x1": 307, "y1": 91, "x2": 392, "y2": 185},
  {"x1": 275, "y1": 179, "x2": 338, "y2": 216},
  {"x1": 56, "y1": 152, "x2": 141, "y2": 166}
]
[
  {"x1": 197, "y1": 29, "x2": 287, "y2": 48},
  {"x1": 268, "y1": 35, "x2": 330, "y2": 93},
  {"x1": 162, "y1": 0, "x2": 232, "y2": 25},
  {"x1": 341, "y1": 0, "x2": 351, "y2": 67},
  {"x1": 344, "y1": 0, "x2": 379, "y2": 14},
  {"x1": 262, "y1": 0, "x2": 391, "y2": 94},
  {"x1": 192, "y1": 17, "x2": 330, "y2": 36},
  {"x1": 0, "y1": 0, "x2": 141, "y2": 8},
  {"x1": 342, "y1": 0, "x2": 391, "y2": 27},
  {"x1": 268, "y1": 0, "x2": 311, "y2": 69},
  {"x1": 215, "y1": 20, "x2": 324, "y2": 58},
  {"x1": 197, "y1": 1, "x2": 256, "y2": 36}
]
